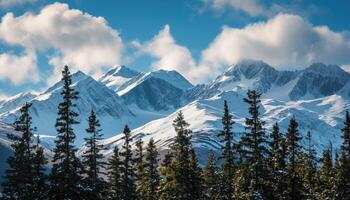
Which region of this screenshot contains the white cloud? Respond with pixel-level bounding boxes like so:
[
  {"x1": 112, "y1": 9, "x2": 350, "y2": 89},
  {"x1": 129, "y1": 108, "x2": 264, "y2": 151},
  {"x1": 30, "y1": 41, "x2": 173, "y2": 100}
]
[
  {"x1": 0, "y1": 50, "x2": 38, "y2": 85},
  {"x1": 203, "y1": 0, "x2": 264, "y2": 16},
  {"x1": 135, "y1": 25, "x2": 210, "y2": 83},
  {"x1": 0, "y1": 0, "x2": 36, "y2": 8},
  {"x1": 201, "y1": 13, "x2": 350, "y2": 70},
  {"x1": 0, "y1": 2, "x2": 123, "y2": 84}
]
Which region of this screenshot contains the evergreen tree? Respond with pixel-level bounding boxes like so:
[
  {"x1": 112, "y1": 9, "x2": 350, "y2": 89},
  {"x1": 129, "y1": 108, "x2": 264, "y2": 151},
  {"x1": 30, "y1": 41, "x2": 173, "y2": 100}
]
[
  {"x1": 143, "y1": 138, "x2": 160, "y2": 200},
  {"x1": 82, "y1": 110, "x2": 106, "y2": 199},
  {"x1": 32, "y1": 136, "x2": 49, "y2": 200},
  {"x1": 217, "y1": 100, "x2": 235, "y2": 200},
  {"x1": 134, "y1": 139, "x2": 146, "y2": 199},
  {"x1": 202, "y1": 152, "x2": 220, "y2": 200},
  {"x1": 119, "y1": 125, "x2": 137, "y2": 200},
  {"x1": 267, "y1": 122, "x2": 287, "y2": 199},
  {"x1": 301, "y1": 131, "x2": 317, "y2": 200},
  {"x1": 170, "y1": 111, "x2": 193, "y2": 199},
  {"x1": 158, "y1": 152, "x2": 176, "y2": 200},
  {"x1": 335, "y1": 111, "x2": 350, "y2": 199},
  {"x1": 285, "y1": 117, "x2": 304, "y2": 200},
  {"x1": 240, "y1": 90, "x2": 269, "y2": 197},
  {"x1": 107, "y1": 146, "x2": 123, "y2": 199},
  {"x1": 49, "y1": 65, "x2": 83, "y2": 200},
  {"x1": 188, "y1": 148, "x2": 203, "y2": 200},
  {"x1": 2, "y1": 103, "x2": 36, "y2": 199},
  {"x1": 317, "y1": 145, "x2": 335, "y2": 199}
]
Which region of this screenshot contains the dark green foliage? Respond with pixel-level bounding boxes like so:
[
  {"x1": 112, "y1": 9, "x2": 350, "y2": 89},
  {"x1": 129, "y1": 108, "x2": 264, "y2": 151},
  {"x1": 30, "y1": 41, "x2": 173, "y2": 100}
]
[
  {"x1": 107, "y1": 146, "x2": 123, "y2": 199},
  {"x1": 119, "y1": 125, "x2": 137, "y2": 200},
  {"x1": 49, "y1": 65, "x2": 84, "y2": 200},
  {"x1": 134, "y1": 139, "x2": 146, "y2": 199},
  {"x1": 240, "y1": 90, "x2": 269, "y2": 197},
  {"x1": 2, "y1": 103, "x2": 37, "y2": 199},
  {"x1": 203, "y1": 152, "x2": 220, "y2": 200},
  {"x1": 32, "y1": 136, "x2": 49, "y2": 200},
  {"x1": 335, "y1": 111, "x2": 350, "y2": 199},
  {"x1": 301, "y1": 131, "x2": 318, "y2": 200},
  {"x1": 158, "y1": 152, "x2": 176, "y2": 200},
  {"x1": 217, "y1": 100, "x2": 235, "y2": 200},
  {"x1": 82, "y1": 110, "x2": 107, "y2": 199},
  {"x1": 142, "y1": 138, "x2": 160, "y2": 200},
  {"x1": 267, "y1": 122, "x2": 287, "y2": 199},
  {"x1": 188, "y1": 148, "x2": 204, "y2": 200},
  {"x1": 285, "y1": 117, "x2": 305, "y2": 200},
  {"x1": 317, "y1": 145, "x2": 335, "y2": 199}
]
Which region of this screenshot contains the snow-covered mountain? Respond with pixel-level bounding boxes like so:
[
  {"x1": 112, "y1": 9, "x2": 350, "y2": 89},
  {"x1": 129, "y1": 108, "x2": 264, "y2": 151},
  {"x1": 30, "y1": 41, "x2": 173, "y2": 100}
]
[
  {"x1": 1, "y1": 60, "x2": 350, "y2": 166},
  {"x1": 99, "y1": 65, "x2": 140, "y2": 92},
  {"x1": 103, "y1": 68, "x2": 194, "y2": 111}
]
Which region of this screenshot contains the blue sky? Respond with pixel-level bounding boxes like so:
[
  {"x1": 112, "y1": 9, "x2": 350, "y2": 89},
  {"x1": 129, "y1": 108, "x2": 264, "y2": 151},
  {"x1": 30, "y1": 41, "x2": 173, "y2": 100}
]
[{"x1": 1, "y1": 0, "x2": 350, "y2": 97}]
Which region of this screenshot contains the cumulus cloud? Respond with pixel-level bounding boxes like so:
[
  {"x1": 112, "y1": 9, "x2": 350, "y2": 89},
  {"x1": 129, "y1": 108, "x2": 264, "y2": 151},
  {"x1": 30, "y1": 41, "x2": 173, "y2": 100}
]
[
  {"x1": 200, "y1": 13, "x2": 350, "y2": 70},
  {"x1": 0, "y1": 2, "x2": 123, "y2": 84},
  {"x1": 135, "y1": 25, "x2": 210, "y2": 83},
  {"x1": 203, "y1": 0, "x2": 264, "y2": 16},
  {"x1": 0, "y1": 0, "x2": 36, "y2": 8},
  {"x1": 0, "y1": 50, "x2": 38, "y2": 85}
]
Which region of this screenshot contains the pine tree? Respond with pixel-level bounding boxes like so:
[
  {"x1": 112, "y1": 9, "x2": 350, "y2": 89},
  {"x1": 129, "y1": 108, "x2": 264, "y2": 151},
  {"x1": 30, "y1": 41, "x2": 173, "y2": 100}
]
[
  {"x1": 285, "y1": 117, "x2": 304, "y2": 200},
  {"x1": 49, "y1": 65, "x2": 83, "y2": 199},
  {"x1": 170, "y1": 111, "x2": 194, "y2": 199},
  {"x1": 82, "y1": 110, "x2": 107, "y2": 199},
  {"x1": 134, "y1": 139, "x2": 146, "y2": 199},
  {"x1": 2, "y1": 103, "x2": 36, "y2": 199},
  {"x1": 203, "y1": 152, "x2": 220, "y2": 200},
  {"x1": 301, "y1": 131, "x2": 317, "y2": 200},
  {"x1": 240, "y1": 90, "x2": 269, "y2": 197},
  {"x1": 32, "y1": 136, "x2": 49, "y2": 200},
  {"x1": 335, "y1": 111, "x2": 350, "y2": 199},
  {"x1": 143, "y1": 138, "x2": 160, "y2": 200},
  {"x1": 267, "y1": 122, "x2": 287, "y2": 199},
  {"x1": 119, "y1": 125, "x2": 137, "y2": 200},
  {"x1": 217, "y1": 100, "x2": 235, "y2": 200},
  {"x1": 188, "y1": 148, "x2": 203, "y2": 200},
  {"x1": 107, "y1": 146, "x2": 123, "y2": 199},
  {"x1": 158, "y1": 152, "x2": 176, "y2": 200},
  {"x1": 317, "y1": 145, "x2": 335, "y2": 199}
]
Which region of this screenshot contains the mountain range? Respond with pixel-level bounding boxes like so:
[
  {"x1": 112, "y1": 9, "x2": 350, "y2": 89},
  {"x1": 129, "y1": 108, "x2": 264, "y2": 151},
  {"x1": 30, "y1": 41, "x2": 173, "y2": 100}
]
[{"x1": 1, "y1": 59, "x2": 349, "y2": 171}]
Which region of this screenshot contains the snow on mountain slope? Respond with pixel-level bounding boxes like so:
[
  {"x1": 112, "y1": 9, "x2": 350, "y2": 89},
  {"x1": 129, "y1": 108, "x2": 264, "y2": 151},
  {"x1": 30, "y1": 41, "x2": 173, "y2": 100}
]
[
  {"x1": 98, "y1": 91, "x2": 346, "y2": 164},
  {"x1": 0, "y1": 71, "x2": 137, "y2": 144},
  {"x1": 0, "y1": 92, "x2": 37, "y2": 114},
  {"x1": 116, "y1": 69, "x2": 193, "y2": 96},
  {"x1": 110, "y1": 69, "x2": 194, "y2": 111},
  {"x1": 195, "y1": 60, "x2": 350, "y2": 101},
  {"x1": 98, "y1": 65, "x2": 140, "y2": 92}
]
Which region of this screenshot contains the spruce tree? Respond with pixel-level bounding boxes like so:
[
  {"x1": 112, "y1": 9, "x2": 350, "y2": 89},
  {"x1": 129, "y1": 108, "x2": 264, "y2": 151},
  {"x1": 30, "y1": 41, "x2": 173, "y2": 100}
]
[
  {"x1": 134, "y1": 139, "x2": 146, "y2": 199},
  {"x1": 301, "y1": 131, "x2": 317, "y2": 200},
  {"x1": 240, "y1": 90, "x2": 269, "y2": 197},
  {"x1": 267, "y1": 122, "x2": 287, "y2": 199},
  {"x1": 335, "y1": 111, "x2": 350, "y2": 199},
  {"x1": 188, "y1": 148, "x2": 203, "y2": 200},
  {"x1": 32, "y1": 136, "x2": 49, "y2": 200},
  {"x1": 158, "y1": 152, "x2": 176, "y2": 200},
  {"x1": 143, "y1": 138, "x2": 160, "y2": 200},
  {"x1": 107, "y1": 146, "x2": 123, "y2": 199},
  {"x1": 82, "y1": 110, "x2": 106, "y2": 199},
  {"x1": 217, "y1": 100, "x2": 235, "y2": 200},
  {"x1": 317, "y1": 145, "x2": 335, "y2": 199},
  {"x1": 285, "y1": 117, "x2": 304, "y2": 200},
  {"x1": 119, "y1": 125, "x2": 137, "y2": 200},
  {"x1": 2, "y1": 103, "x2": 36, "y2": 199},
  {"x1": 49, "y1": 65, "x2": 83, "y2": 199},
  {"x1": 203, "y1": 152, "x2": 220, "y2": 200}
]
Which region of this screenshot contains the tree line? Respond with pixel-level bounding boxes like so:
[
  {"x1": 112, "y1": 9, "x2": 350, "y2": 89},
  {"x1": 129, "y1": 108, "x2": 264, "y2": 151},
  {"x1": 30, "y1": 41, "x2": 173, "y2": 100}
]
[{"x1": 1, "y1": 65, "x2": 350, "y2": 200}]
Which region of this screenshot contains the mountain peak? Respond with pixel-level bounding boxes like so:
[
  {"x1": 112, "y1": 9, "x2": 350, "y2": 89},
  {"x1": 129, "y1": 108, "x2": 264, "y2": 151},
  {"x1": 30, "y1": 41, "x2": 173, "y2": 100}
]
[
  {"x1": 103, "y1": 65, "x2": 139, "y2": 78},
  {"x1": 305, "y1": 63, "x2": 346, "y2": 76}
]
